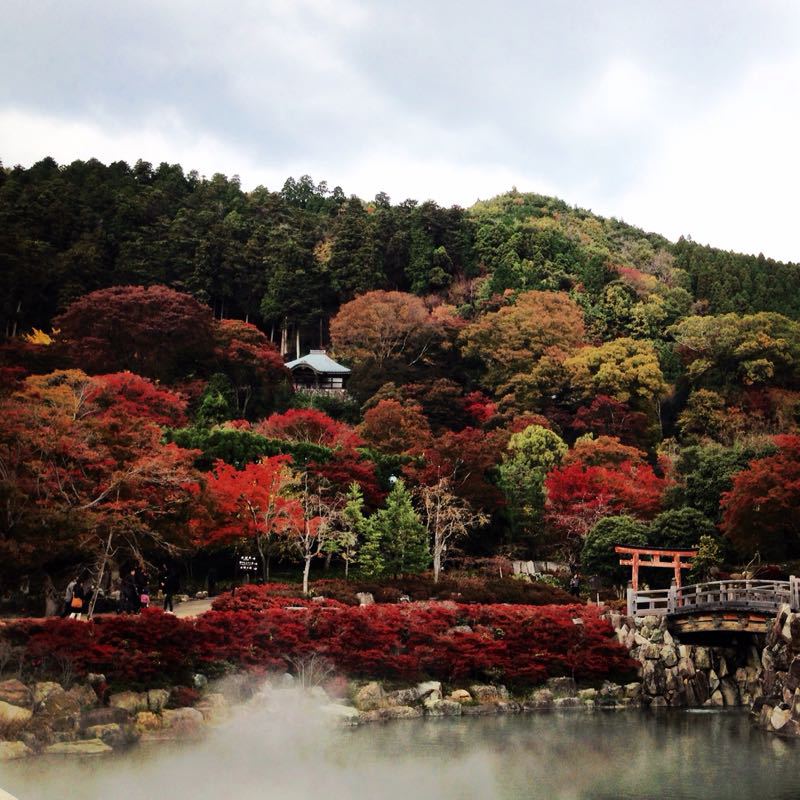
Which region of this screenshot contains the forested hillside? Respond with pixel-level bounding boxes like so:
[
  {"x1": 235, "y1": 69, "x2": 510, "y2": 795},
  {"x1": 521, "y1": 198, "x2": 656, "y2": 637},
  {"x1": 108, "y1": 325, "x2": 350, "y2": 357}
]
[{"x1": 1, "y1": 157, "x2": 799, "y2": 592}]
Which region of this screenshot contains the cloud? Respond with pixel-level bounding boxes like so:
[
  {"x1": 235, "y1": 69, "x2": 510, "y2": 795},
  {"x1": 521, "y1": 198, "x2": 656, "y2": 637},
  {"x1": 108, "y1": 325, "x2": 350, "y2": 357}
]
[{"x1": 1, "y1": 1, "x2": 800, "y2": 260}]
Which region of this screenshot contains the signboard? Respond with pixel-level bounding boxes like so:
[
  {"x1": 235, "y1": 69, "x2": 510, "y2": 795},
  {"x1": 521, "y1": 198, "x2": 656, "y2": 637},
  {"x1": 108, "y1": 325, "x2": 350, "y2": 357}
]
[{"x1": 238, "y1": 555, "x2": 258, "y2": 573}]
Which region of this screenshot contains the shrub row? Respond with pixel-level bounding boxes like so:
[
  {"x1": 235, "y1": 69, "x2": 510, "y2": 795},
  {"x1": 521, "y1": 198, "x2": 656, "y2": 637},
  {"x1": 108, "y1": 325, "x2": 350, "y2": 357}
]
[
  {"x1": 0, "y1": 601, "x2": 633, "y2": 690},
  {"x1": 212, "y1": 576, "x2": 575, "y2": 611}
]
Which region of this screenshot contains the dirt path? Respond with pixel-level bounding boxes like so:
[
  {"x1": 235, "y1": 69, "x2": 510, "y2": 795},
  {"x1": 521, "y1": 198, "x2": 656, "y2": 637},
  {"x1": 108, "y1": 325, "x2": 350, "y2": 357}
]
[{"x1": 171, "y1": 597, "x2": 214, "y2": 618}]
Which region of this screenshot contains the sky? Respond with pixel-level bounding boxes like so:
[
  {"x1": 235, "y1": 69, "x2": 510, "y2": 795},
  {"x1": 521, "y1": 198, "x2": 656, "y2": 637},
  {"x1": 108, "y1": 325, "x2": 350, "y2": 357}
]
[{"x1": 1, "y1": 0, "x2": 800, "y2": 261}]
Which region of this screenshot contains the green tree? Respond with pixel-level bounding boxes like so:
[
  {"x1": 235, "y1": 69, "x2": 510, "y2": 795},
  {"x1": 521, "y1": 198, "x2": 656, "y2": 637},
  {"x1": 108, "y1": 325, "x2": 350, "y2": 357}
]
[
  {"x1": 581, "y1": 516, "x2": 648, "y2": 583},
  {"x1": 360, "y1": 480, "x2": 430, "y2": 577},
  {"x1": 498, "y1": 425, "x2": 567, "y2": 550},
  {"x1": 334, "y1": 482, "x2": 367, "y2": 578},
  {"x1": 648, "y1": 508, "x2": 717, "y2": 550}
]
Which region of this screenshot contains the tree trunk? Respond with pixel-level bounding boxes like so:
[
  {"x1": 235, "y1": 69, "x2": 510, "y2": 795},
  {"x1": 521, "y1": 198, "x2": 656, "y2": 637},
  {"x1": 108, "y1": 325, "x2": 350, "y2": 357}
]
[
  {"x1": 303, "y1": 555, "x2": 312, "y2": 596},
  {"x1": 433, "y1": 538, "x2": 442, "y2": 583},
  {"x1": 280, "y1": 320, "x2": 288, "y2": 357},
  {"x1": 295, "y1": 325, "x2": 301, "y2": 359},
  {"x1": 88, "y1": 532, "x2": 114, "y2": 618}
]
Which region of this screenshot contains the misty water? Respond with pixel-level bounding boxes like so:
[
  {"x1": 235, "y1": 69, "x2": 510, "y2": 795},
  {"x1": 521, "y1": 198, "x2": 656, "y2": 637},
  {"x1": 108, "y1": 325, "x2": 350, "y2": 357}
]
[{"x1": 2, "y1": 696, "x2": 799, "y2": 800}]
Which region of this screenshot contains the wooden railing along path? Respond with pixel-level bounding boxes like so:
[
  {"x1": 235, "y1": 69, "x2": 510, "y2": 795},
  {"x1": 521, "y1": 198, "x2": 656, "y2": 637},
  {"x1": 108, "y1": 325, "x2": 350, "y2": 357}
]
[{"x1": 627, "y1": 577, "x2": 800, "y2": 618}]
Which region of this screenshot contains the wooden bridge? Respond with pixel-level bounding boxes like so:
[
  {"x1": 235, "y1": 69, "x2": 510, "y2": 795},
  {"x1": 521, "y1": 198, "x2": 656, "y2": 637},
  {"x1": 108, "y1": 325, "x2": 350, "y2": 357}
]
[{"x1": 627, "y1": 577, "x2": 800, "y2": 635}]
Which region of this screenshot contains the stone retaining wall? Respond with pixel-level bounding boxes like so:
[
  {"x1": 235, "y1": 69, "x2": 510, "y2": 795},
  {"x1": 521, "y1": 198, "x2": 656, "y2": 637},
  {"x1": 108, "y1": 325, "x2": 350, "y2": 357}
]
[
  {"x1": 607, "y1": 612, "x2": 762, "y2": 708},
  {"x1": 753, "y1": 604, "x2": 800, "y2": 736}
]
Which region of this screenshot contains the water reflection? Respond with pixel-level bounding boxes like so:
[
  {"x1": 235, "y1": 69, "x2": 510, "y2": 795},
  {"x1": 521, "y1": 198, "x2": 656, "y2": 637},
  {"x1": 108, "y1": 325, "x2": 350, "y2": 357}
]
[{"x1": 2, "y1": 701, "x2": 798, "y2": 800}]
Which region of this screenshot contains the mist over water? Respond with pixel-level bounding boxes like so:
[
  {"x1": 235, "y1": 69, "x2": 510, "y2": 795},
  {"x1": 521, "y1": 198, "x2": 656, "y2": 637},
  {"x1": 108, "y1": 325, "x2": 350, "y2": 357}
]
[{"x1": 2, "y1": 689, "x2": 799, "y2": 800}]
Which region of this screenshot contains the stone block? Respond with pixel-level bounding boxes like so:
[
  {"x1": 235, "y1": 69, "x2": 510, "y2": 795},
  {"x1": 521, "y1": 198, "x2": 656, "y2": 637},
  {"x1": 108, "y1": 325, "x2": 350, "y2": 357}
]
[
  {"x1": 527, "y1": 688, "x2": 553, "y2": 708},
  {"x1": 147, "y1": 689, "x2": 170, "y2": 713},
  {"x1": 32, "y1": 682, "x2": 62, "y2": 708},
  {"x1": 80, "y1": 706, "x2": 130, "y2": 730},
  {"x1": 45, "y1": 738, "x2": 112, "y2": 756},
  {"x1": 424, "y1": 700, "x2": 462, "y2": 717}
]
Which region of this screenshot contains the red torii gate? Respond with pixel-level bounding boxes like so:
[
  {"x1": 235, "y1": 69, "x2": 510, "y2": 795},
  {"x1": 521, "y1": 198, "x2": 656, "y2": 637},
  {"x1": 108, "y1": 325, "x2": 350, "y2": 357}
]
[{"x1": 614, "y1": 545, "x2": 698, "y2": 591}]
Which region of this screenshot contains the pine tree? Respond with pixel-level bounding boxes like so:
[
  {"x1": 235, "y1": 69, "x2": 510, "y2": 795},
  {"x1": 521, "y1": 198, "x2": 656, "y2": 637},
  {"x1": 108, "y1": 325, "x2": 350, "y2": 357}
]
[{"x1": 372, "y1": 480, "x2": 430, "y2": 577}]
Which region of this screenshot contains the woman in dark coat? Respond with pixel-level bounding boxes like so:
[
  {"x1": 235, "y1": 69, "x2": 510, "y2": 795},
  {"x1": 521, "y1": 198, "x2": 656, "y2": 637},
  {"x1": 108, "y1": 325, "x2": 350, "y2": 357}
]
[{"x1": 120, "y1": 569, "x2": 140, "y2": 614}]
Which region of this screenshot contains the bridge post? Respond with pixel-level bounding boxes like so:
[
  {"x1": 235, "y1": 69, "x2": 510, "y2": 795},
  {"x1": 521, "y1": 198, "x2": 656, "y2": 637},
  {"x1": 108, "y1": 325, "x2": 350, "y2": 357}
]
[
  {"x1": 667, "y1": 581, "x2": 677, "y2": 614},
  {"x1": 791, "y1": 576, "x2": 800, "y2": 612},
  {"x1": 626, "y1": 583, "x2": 635, "y2": 617}
]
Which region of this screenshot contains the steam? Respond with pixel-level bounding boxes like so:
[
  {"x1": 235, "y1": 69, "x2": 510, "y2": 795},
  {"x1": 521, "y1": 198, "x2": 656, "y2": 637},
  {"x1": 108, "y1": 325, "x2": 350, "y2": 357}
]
[{"x1": 1, "y1": 687, "x2": 797, "y2": 800}]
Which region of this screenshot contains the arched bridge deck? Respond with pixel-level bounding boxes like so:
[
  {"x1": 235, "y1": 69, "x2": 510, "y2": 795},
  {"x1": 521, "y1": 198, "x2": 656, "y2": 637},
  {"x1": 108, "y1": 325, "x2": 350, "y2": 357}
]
[{"x1": 628, "y1": 578, "x2": 800, "y2": 635}]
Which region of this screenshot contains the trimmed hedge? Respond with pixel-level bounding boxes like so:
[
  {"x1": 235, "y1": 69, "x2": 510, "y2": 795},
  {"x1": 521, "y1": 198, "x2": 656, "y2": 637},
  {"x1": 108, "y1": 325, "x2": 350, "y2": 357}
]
[{"x1": 0, "y1": 601, "x2": 634, "y2": 690}]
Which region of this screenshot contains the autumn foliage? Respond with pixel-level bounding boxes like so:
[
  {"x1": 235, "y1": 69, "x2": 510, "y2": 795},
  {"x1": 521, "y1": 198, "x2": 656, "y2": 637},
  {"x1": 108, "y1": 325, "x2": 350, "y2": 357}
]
[{"x1": 0, "y1": 601, "x2": 634, "y2": 688}]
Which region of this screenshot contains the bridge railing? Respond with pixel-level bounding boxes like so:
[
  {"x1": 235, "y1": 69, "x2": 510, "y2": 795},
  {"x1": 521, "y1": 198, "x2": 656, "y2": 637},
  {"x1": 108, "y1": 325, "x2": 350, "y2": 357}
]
[{"x1": 627, "y1": 576, "x2": 800, "y2": 617}]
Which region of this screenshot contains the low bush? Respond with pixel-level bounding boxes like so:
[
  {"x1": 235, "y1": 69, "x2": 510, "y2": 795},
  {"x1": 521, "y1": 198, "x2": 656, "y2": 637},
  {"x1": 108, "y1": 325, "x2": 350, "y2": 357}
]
[
  {"x1": 213, "y1": 576, "x2": 575, "y2": 610},
  {"x1": 0, "y1": 601, "x2": 634, "y2": 690}
]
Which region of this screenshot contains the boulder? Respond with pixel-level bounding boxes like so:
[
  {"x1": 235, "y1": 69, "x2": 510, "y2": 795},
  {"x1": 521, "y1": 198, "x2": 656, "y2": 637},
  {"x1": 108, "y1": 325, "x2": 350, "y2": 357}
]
[
  {"x1": 599, "y1": 682, "x2": 623, "y2": 703},
  {"x1": 359, "y1": 705, "x2": 423, "y2": 722},
  {"x1": 460, "y1": 703, "x2": 499, "y2": 716},
  {"x1": 80, "y1": 706, "x2": 130, "y2": 730},
  {"x1": 109, "y1": 691, "x2": 149, "y2": 715},
  {"x1": 720, "y1": 679, "x2": 739, "y2": 707},
  {"x1": 694, "y1": 647, "x2": 711, "y2": 670},
  {"x1": 0, "y1": 680, "x2": 30, "y2": 708},
  {"x1": 642, "y1": 660, "x2": 667, "y2": 696},
  {"x1": 677, "y1": 657, "x2": 696, "y2": 678},
  {"x1": 553, "y1": 696, "x2": 581, "y2": 708},
  {"x1": 355, "y1": 592, "x2": 374, "y2": 606},
  {"x1": 526, "y1": 689, "x2": 553, "y2": 708},
  {"x1": 639, "y1": 643, "x2": 661, "y2": 661},
  {"x1": 161, "y1": 707, "x2": 204, "y2": 734},
  {"x1": 470, "y1": 684, "x2": 509, "y2": 704},
  {"x1": 660, "y1": 646, "x2": 678, "y2": 668},
  {"x1": 319, "y1": 703, "x2": 360, "y2": 724},
  {"x1": 771, "y1": 706, "x2": 792, "y2": 731},
  {"x1": 66, "y1": 684, "x2": 98, "y2": 709},
  {"x1": 708, "y1": 690, "x2": 724, "y2": 707},
  {"x1": 134, "y1": 711, "x2": 162, "y2": 732},
  {"x1": 385, "y1": 688, "x2": 420, "y2": 707},
  {"x1": 32, "y1": 682, "x2": 63, "y2": 708},
  {"x1": 0, "y1": 700, "x2": 32, "y2": 725},
  {"x1": 708, "y1": 670, "x2": 720, "y2": 693},
  {"x1": 544, "y1": 677, "x2": 576, "y2": 697},
  {"x1": 147, "y1": 689, "x2": 170, "y2": 713},
  {"x1": 415, "y1": 681, "x2": 442, "y2": 702},
  {"x1": 577, "y1": 688, "x2": 597, "y2": 703},
  {"x1": 449, "y1": 689, "x2": 472, "y2": 704},
  {"x1": 40, "y1": 689, "x2": 82, "y2": 731},
  {"x1": 195, "y1": 693, "x2": 229, "y2": 724},
  {"x1": 448, "y1": 625, "x2": 474, "y2": 635},
  {"x1": 44, "y1": 738, "x2": 112, "y2": 756},
  {"x1": 650, "y1": 695, "x2": 668, "y2": 707},
  {"x1": 625, "y1": 682, "x2": 642, "y2": 699},
  {"x1": 353, "y1": 682, "x2": 385, "y2": 711},
  {"x1": 84, "y1": 723, "x2": 131, "y2": 748},
  {"x1": 424, "y1": 700, "x2": 462, "y2": 717},
  {"x1": 0, "y1": 741, "x2": 33, "y2": 761}
]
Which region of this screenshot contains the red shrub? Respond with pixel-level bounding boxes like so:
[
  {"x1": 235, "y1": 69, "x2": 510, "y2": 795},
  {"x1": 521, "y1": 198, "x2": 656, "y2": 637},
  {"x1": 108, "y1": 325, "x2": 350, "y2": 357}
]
[{"x1": 1, "y1": 603, "x2": 634, "y2": 690}]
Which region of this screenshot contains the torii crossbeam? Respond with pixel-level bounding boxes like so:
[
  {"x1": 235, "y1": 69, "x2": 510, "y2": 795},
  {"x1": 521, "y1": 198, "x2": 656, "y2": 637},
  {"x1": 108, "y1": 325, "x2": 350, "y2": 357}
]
[{"x1": 614, "y1": 545, "x2": 698, "y2": 591}]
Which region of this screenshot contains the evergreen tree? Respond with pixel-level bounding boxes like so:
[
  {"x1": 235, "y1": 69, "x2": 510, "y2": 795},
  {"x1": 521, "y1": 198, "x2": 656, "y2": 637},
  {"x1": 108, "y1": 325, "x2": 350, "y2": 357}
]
[{"x1": 360, "y1": 479, "x2": 430, "y2": 577}]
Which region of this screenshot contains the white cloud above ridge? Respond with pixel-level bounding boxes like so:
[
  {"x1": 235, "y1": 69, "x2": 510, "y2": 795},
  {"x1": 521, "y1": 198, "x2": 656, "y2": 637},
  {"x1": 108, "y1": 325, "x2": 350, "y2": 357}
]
[{"x1": 1, "y1": 1, "x2": 800, "y2": 261}]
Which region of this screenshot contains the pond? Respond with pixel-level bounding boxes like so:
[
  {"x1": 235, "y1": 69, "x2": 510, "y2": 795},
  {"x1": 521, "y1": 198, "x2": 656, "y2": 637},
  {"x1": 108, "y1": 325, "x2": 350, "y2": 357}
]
[{"x1": 2, "y1": 702, "x2": 798, "y2": 800}]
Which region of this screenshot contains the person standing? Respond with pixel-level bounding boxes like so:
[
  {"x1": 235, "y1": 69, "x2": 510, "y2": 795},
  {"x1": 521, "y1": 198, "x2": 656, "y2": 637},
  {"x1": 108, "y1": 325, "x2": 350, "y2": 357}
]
[
  {"x1": 160, "y1": 564, "x2": 179, "y2": 613},
  {"x1": 120, "y1": 568, "x2": 139, "y2": 614}
]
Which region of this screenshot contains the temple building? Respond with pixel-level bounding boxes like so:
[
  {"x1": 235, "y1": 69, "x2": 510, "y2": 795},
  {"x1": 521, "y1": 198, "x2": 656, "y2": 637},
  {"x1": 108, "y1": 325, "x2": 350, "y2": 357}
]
[{"x1": 285, "y1": 349, "x2": 351, "y2": 393}]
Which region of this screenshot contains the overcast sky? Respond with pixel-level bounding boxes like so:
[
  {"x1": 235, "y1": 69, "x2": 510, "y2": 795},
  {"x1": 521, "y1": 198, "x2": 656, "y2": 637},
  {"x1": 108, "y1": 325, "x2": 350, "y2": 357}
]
[{"x1": 2, "y1": 1, "x2": 799, "y2": 261}]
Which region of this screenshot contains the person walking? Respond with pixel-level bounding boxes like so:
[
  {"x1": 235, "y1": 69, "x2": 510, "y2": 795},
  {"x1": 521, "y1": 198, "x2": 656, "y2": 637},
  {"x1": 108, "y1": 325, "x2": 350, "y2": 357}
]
[
  {"x1": 160, "y1": 564, "x2": 179, "y2": 613},
  {"x1": 61, "y1": 576, "x2": 78, "y2": 618},
  {"x1": 569, "y1": 573, "x2": 581, "y2": 598},
  {"x1": 68, "y1": 576, "x2": 87, "y2": 620}
]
